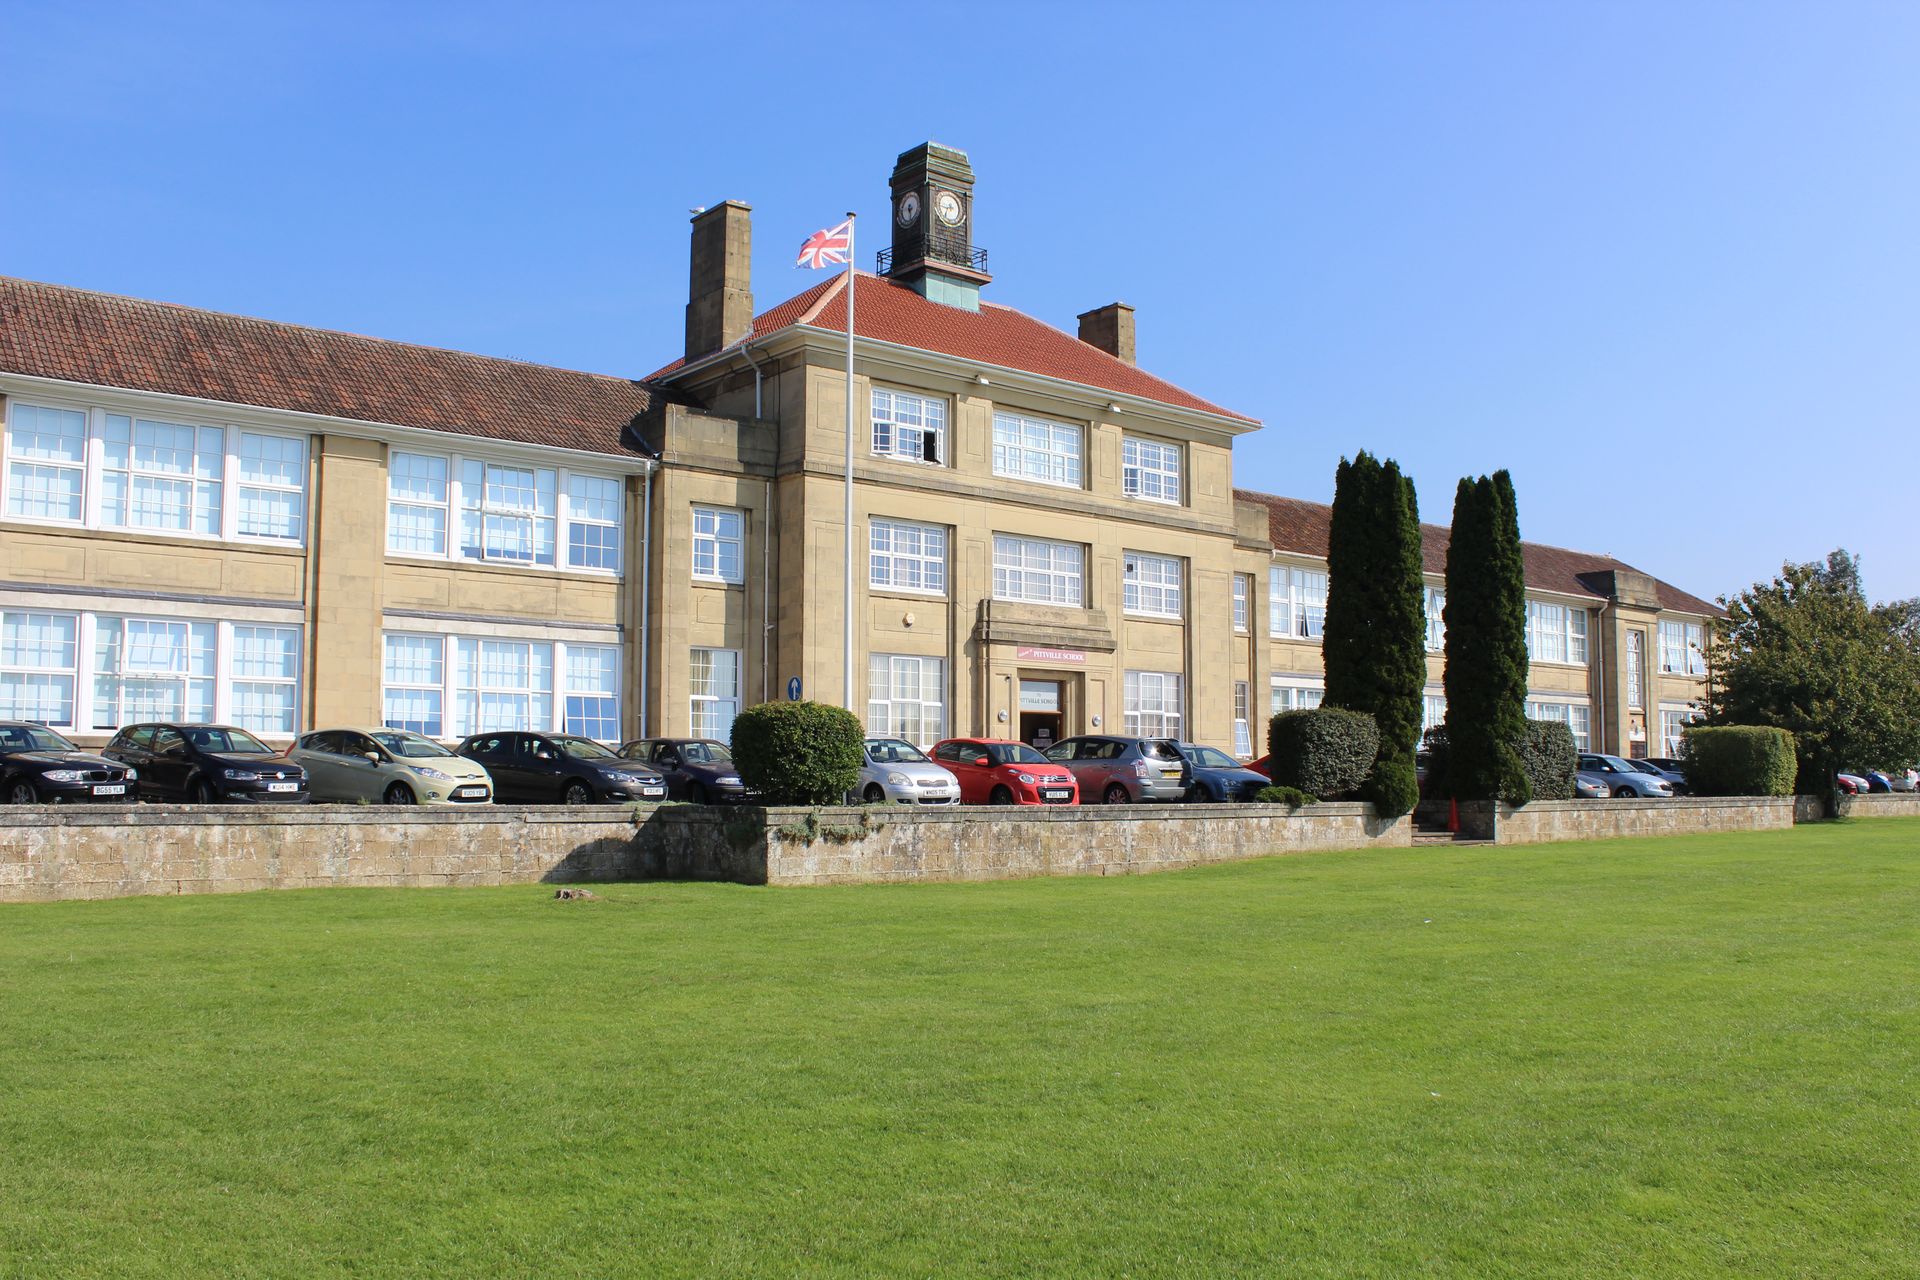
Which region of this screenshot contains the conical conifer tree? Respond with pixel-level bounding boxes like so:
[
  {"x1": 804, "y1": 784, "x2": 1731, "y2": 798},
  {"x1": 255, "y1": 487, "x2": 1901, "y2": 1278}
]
[{"x1": 1442, "y1": 471, "x2": 1532, "y2": 803}]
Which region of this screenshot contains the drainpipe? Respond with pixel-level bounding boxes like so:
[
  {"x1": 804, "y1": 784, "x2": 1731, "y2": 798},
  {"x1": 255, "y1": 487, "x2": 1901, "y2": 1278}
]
[
  {"x1": 639, "y1": 463, "x2": 654, "y2": 735},
  {"x1": 738, "y1": 333, "x2": 774, "y2": 704}
]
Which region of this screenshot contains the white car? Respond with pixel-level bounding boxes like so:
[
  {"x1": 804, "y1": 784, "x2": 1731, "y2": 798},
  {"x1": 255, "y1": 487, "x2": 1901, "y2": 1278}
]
[{"x1": 855, "y1": 738, "x2": 959, "y2": 805}]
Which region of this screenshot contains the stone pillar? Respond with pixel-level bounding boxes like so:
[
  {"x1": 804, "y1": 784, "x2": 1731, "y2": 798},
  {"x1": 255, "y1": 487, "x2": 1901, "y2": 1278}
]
[{"x1": 309, "y1": 435, "x2": 387, "y2": 728}]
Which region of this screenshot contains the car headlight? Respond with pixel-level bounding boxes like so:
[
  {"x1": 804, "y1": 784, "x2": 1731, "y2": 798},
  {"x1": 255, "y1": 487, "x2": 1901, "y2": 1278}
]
[
  {"x1": 43, "y1": 769, "x2": 83, "y2": 782},
  {"x1": 718, "y1": 775, "x2": 743, "y2": 786},
  {"x1": 224, "y1": 769, "x2": 259, "y2": 781},
  {"x1": 1016, "y1": 772, "x2": 1037, "y2": 785},
  {"x1": 412, "y1": 766, "x2": 453, "y2": 781},
  {"x1": 124, "y1": 767, "x2": 138, "y2": 780},
  {"x1": 887, "y1": 771, "x2": 910, "y2": 787}
]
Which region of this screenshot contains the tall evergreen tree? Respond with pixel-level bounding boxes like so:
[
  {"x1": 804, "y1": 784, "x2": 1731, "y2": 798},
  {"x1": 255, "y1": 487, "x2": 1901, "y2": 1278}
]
[
  {"x1": 1323, "y1": 451, "x2": 1427, "y2": 817},
  {"x1": 1442, "y1": 471, "x2": 1532, "y2": 803}
]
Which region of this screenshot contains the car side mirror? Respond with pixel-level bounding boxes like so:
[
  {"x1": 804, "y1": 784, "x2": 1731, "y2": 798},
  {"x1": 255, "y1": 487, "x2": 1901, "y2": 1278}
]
[
  {"x1": 974, "y1": 756, "x2": 991, "y2": 768},
  {"x1": 363, "y1": 752, "x2": 382, "y2": 765}
]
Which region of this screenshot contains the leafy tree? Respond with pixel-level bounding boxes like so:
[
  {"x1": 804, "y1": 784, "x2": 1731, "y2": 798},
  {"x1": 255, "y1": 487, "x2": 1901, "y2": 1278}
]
[
  {"x1": 1441, "y1": 471, "x2": 1532, "y2": 803},
  {"x1": 1709, "y1": 550, "x2": 1920, "y2": 805},
  {"x1": 1323, "y1": 451, "x2": 1426, "y2": 817}
]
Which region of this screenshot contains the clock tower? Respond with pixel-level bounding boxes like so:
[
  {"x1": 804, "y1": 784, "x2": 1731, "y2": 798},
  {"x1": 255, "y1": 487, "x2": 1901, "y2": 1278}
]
[{"x1": 883, "y1": 142, "x2": 991, "y2": 311}]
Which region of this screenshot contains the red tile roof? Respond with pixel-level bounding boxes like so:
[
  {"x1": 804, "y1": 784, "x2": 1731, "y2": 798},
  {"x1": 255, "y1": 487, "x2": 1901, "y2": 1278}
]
[
  {"x1": 651, "y1": 271, "x2": 1257, "y2": 424},
  {"x1": 0, "y1": 276, "x2": 662, "y2": 458},
  {"x1": 1234, "y1": 489, "x2": 1722, "y2": 617}
]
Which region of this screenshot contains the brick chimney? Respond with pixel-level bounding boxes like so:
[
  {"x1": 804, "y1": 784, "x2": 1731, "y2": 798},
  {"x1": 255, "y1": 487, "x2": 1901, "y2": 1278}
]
[
  {"x1": 1077, "y1": 302, "x2": 1135, "y2": 365},
  {"x1": 685, "y1": 201, "x2": 753, "y2": 361}
]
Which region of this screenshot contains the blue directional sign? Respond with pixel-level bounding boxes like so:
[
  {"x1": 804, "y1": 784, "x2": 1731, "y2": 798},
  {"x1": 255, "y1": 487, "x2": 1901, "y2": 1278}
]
[{"x1": 786, "y1": 676, "x2": 802, "y2": 702}]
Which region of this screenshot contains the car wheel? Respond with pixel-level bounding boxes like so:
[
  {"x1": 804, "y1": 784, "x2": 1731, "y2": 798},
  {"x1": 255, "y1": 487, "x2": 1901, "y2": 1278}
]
[
  {"x1": 990, "y1": 785, "x2": 1014, "y2": 805},
  {"x1": 7, "y1": 778, "x2": 39, "y2": 805},
  {"x1": 563, "y1": 781, "x2": 594, "y2": 806},
  {"x1": 190, "y1": 777, "x2": 219, "y2": 805},
  {"x1": 1103, "y1": 782, "x2": 1130, "y2": 806},
  {"x1": 1613, "y1": 786, "x2": 1635, "y2": 799},
  {"x1": 687, "y1": 782, "x2": 709, "y2": 805},
  {"x1": 863, "y1": 783, "x2": 886, "y2": 804},
  {"x1": 383, "y1": 782, "x2": 416, "y2": 806}
]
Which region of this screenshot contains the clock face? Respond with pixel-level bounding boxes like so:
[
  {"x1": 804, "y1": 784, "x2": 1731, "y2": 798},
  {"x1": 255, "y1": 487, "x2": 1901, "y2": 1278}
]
[
  {"x1": 896, "y1": 192, "x2": 921, "y2": 227},
  {"x1": 934, "y1": 190, "x2": 964, "y2": 226}
]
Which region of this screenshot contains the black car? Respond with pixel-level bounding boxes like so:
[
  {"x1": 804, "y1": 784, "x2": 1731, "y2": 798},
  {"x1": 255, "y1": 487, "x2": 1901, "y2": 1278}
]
[
  {"x1": 0, "y1": 721, "x2": 140, "y2": 804},
  {"x1": 102, "y1": 723, "x2": 309, "y2": 803},
  {"x1": 616, "y1": 738, "x2": 754, "y2": 803},
  {"x1": 1170, "y1": 742, "x2": 1271, "y2": 802},
  {"x1": 455, "y1": 731, "x2": 667, "y2": 804}
]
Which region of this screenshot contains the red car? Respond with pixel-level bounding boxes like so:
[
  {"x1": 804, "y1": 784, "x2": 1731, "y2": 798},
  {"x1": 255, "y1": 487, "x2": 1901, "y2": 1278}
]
[
  {"x1": 1246, "y1": 755, "x2": 1272, "y2": 779},
  {"x1": 931, "y1": 738, "x2": 1079, "y2": 805}
]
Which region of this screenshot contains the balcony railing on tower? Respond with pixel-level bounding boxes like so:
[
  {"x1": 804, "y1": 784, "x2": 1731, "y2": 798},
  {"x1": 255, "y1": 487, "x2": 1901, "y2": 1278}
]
[{"x1": 876, "y1": 244, "x2": 990, "y2": 277}]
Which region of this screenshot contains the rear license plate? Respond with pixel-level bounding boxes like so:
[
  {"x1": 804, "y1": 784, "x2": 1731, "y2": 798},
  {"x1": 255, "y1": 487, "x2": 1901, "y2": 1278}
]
[
  {"x1": 642, "y1": 786, "x2": 665, "y2": 797},
  {"x1": 267, "y1": 782, "x2": 298, "y2": 793},
  {"x1": 91, "y1": 784, "x2": 126, "y2": 796},
  {"x1": 455, "y1": 785, "x2": 488, "y2": 799},
  {"x1": 1040, "y1": 788, "x2": 1071, "y2": 801}
]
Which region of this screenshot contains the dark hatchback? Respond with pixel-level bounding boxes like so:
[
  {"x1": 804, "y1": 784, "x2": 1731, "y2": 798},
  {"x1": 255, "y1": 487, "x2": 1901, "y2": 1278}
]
[
  {"x1": 616, "y1": 738, "x2": 754, "y2": 803},
  {"x1": 455, "y1": 731, "x2": 667, "y2": 804},
  {"x1": 1171, "y1": 742, "x2": 1271, "y2": 802},
  {"x1": 0, "y1": 721, "x2": 140, "y2": 804},
  {"x1": 102, "y1": 723, "x2": 309, "y2": 803}
]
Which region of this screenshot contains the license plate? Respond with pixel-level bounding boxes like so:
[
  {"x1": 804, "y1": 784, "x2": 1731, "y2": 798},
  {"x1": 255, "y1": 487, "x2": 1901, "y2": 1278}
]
[
  {"x1": 267, "y1": 782, "x2": 298, "y2": 793},
  {"x1": 455, "y1": 785, "x2": 489, "y2": 798},
  {"x1": 91, "y1": 783, "x2": 126, "y2": 796},
  {"x1": 642, "y1": 786, "x2": 665, "y2": 797},
  {"x1": 1041, "y1": 788, "x2": 1071, "y2": 801}
]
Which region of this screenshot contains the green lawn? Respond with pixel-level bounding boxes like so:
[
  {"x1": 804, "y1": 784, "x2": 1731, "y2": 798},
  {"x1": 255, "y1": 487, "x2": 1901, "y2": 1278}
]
[{"x1": 3, "y1": 822, "x2": 1917, "y2": 1278}]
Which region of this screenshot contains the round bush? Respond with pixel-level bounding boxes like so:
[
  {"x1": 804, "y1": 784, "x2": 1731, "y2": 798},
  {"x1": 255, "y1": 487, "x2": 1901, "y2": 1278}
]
[
  {"x1": 1682, "y1": 725, "x2": 1797, "y2": 796},
  {"x1": 1266, "y1": 708, "x2": 1379, "y2": 800},
  {"x1": 1516, "y1": 720, "x2": 1577, "y2": 802},
  {"x1": 729, "y1": 701, "x2": 865, "y2": 805}
]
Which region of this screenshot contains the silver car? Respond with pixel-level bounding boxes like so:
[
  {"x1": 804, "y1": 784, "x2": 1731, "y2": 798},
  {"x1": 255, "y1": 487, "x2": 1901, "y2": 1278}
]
[
  {"x1": 856, "y1": 738, "x2": 959, "y2": 805},
  {"x1": 1043, "y1": 735, "x2": 1187, "y2": 804},
  {"x1": 1578, "y1": 753, "x2": 1673, "y2": 798}
]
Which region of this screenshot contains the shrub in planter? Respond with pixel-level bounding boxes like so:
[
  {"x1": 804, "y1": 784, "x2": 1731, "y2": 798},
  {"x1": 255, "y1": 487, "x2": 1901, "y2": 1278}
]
[
  {"x1": 1516, "y1": 720, "x2": 1577, "y2": 801},
  {"x1": 1255, "y1": 785, "x2": 1318, "y2": 808},
  {"x1": 1682, "y1": 725, "x2": 1797, "y2": 796},
  {"x1": 1266, "y1": 708, "x2": 1379, "y2": 800},
  {"x1": 729, "y1": 700, "x2": 865, "y2": 805}
]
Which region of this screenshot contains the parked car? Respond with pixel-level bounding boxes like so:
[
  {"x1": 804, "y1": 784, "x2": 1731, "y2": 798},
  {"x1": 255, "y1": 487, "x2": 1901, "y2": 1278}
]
[
  {"x1": 1891, "y1": 769, "x2": 1918, "y2": 793},
  {"x1": 1861, "y1": 769, "x2": 1895, "y2": 794},
  {"x1": 616, "y1": 738, "x2": 752, "y2": 803},
  {"x1": 102, "y1": 723, "x2": 308, "y2": 803},
  {"x1": 1576, "y1": 753, "x2": 1673, "y2": 798},
  {"x1": 1573, "y1": 772, "x2": 1611, "y2": 799},
  {"x1": 1627, "y1": 758, "x2": 1689, "y2": 795},
  {"x1": 854, "y1": 738, "x2": 959, "y2": 805},
  {"x1": 289, "y1": 727, "x2": 495, "y2": 805},
  {"x1": 457, "y1": 731, "x2": 666, "y2": 804},
  {"x1": 931, "y1": 738, "x2": 1078, "y2": 805},
  {"x1": 1042, "y1": 735, "x2": 1186, "y2": 804},
  {"x1": 1837, "y1": 773, "x2": 1865, "y2": 795},
  {"x1": 0, "y1": 720, "x2": 140, "y2": 804},
  {"x1": 1170, "y1": 742, "x2": 1271, "y2": 802}
]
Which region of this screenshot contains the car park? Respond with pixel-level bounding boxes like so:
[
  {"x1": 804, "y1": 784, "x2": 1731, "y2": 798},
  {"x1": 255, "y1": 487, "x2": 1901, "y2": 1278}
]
[
  {"x1": 1628, "y1": 758, "x2": 1689, "y2": 795},
  {"x1": 854, "y1": 738, "x2": 959, "y2": 805},
  {"x1": 0, "y1": 720, "x2": 140, "y2": 804},
  {"x1": 616, "y1": 738, "x2": 752, "y2": 803},
  {"x1": 102, "y1": 723, "x2": 308, "y2": 804},
  {"x1": 932, "y1": 738, "x2": 1078, "y2": 805},
  {"x1": 1576, "y1": 753, "x2": 1673, "y2": 798},
  {"x1": 1170, "y1": 742, "x2": 1270, "y2": 802},
  {"x1": 1042, "y1": 735, "x2": 1186, "y2": 804},
  {"x1": 457, "y1": 732, "x2": 666, "y2": 804},
  {"x1": 290, "y1": 727, "x2": 495, "y2": 805}
]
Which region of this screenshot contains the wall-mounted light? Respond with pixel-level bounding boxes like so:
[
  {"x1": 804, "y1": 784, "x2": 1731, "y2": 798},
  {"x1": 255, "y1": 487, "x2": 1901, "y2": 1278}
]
[
  {"x1": 903, "y1": 611, "x2": 915, "y2": 628},
  {"x1": 997, "y1": 710, "x2": 1008, "y2": 723},
  {"x1": 1091, "y1": 715, "x2": 1102, "y2": 728},
  {"x1": 976, "y1": 374, "x2": 991, "y2": 386},
  {"x1": 1107, "y1": 401, "x2": 1122, "y2": 414}
]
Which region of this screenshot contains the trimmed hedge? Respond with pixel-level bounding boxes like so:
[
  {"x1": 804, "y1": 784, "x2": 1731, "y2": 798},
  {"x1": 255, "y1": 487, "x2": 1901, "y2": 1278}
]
[
  {"x1": 1267, "y1": 708, "x2": 1378, "y2": 800},
  {"x1": 1255, "y1": 785, "x2": 1318, "y2": 808},
  {"x1": 729, "y1": 701, "x2": 865, "y2": 805},
  {"x1": 1517, "y1": 720, "x2": 1577, "y2": 801},
  {"x1": 1682, "y1": 725, "x2": 1797, "y2": 796}
]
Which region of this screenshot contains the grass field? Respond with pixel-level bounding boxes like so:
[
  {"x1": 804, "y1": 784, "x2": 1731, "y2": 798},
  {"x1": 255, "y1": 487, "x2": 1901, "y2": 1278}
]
[{"x1": 3, "y1": 821, "x2": 1917, "y2": 1278}]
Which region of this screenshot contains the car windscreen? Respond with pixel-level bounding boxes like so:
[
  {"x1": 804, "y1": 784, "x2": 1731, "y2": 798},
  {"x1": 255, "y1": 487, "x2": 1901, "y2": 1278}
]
[
  {"x1": 866, "y1": 739, "x2": 928, "y2": 764},
  {"x1": 1628, "y1": 760, "x2": 1663, "y2": 775},
  {"x1": 552, "y1": 736, "x2": 615, "y2": 759},
  {"x1": 682, "y1": 742, "x2": 733, "y2": 764},
  {"x1": 372, "y1": 731, "x2": 455, "y2": 759},
  {"x1": 1183, "y1": 746, "x2": 1239, "y2": 770},
  {"x1": 988, "y1": 743, "x2": 1047, "y2": 765},
  {"x1": 192, "y1": 728, "x2": 273, "y2": 755},
  {"x1": 1, "y1": 725, "x2": 78, "y2": 753}
]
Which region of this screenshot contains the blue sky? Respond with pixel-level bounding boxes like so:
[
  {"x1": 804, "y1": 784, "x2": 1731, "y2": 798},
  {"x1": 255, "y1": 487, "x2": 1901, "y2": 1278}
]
[{"x1": 6, "y1": 1, "x2": 1918, "y2": 602}]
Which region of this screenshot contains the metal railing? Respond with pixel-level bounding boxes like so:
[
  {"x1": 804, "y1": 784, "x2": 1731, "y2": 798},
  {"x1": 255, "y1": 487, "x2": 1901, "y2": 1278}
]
[{"x1": 875, "y1": 244, "x2": 989, "y2": 277}]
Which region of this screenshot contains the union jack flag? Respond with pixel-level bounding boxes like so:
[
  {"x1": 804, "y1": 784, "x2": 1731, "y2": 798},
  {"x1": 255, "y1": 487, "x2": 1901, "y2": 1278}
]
[{"x1": 795, "y1": 218, "x2": 853, "y2": 269}]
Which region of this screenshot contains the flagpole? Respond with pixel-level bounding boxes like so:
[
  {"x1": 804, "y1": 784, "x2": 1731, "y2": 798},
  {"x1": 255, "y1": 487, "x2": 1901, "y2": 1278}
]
[{"x1": 842, "y1": 212, "x2": 856, "y2": 714}]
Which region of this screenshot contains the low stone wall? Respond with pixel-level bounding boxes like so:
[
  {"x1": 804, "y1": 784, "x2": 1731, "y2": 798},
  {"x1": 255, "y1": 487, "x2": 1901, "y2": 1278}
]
[
  {"x1": 1469, "y1": 796, "x2": 1796, "y2": 845},
  {"x1": 1834, "y1": 793, "x2": 1920, "y2": 819}
]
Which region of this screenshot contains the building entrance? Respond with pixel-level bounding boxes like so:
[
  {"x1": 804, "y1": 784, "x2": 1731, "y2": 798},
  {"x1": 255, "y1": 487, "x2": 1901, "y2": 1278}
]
[{"x1": 1018, "y1": 679, "x2": 1065, "y2": 751}]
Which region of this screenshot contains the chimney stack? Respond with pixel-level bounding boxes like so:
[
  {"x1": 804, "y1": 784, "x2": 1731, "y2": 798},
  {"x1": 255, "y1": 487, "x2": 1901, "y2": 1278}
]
[
  {"x1": 1077, "y1": 302, "x2": 1135, "y2": 366},
  {"x1": 685, "y1": 201, "x2": 754, "y2": 361}
]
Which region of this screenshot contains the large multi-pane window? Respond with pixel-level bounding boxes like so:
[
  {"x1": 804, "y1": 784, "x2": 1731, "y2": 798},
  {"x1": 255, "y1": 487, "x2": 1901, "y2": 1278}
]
[
  {"x1": 4, "y1": 399, "x2": 306, "y2": 543},
  {"x1": 689, "y1": 648, "x2": 741, "y2": 742},
  {"x1": 1124, "y1": 670, "x2": 1183, "y2": 738},
  {"x1": 1422, "y1": 692, "x2": 1448, "y2": 734},
  {"x1": 1525, "y1": 601, "x2": 1589, "y2": 664},
  {"x1": 993, "y1": 535, "x2": 1083, "y2": 607},
  {"x1": 867, "y1": 654, "x2": 946, "y2": 748},
  {"x1": 691, "y1": 506, "x2": 744, "y2": 584},
  {"x1": 1233, "y1": 575, "x2": 1250, "y2": 633},
  {"x1": 872, "y1": 388, "x2": 946, "y2": 465},
  {"x1": 1424, "y1": 587, "x2": 1447, "y2": 652},
  {"x1": 1626, "y1": 630, "x2": 1645, "y2": 711},
  {"x1": 1269, "y1": 566, "x2": 1328, "y2": 640},
  {"x1": 1660, "y1": 704, "x2": 1703, "y2": 756},
  {"x1": 992, "y1": 412, "x2": 1081, "y2": 487},
  {"x1": 1526, "y1": 699, "x2": 1593, "y2": 751},
  {"x1": 0, "y1": 607, "x2": 302, "y2": 734},
  {"x1": 1660, "y1": 620, "x2": 1708, "y2": 675},
  {"x1": 1123, "y1": 552, "x2": 1183, "y2": 618},
  {"x1": 380, "y1": 631, "x2": 621, "y2": 740},
  {"x1": 1271, "y1": 678, "x2": 1324, "y2": 715},
  {"x1": 1233, "y1": 681, "x2": 1252, "y2": 757},
  {"x1": 385, "y1": 449, "x2": 622, "y2": 572},
  {"x1": 1122, "y1": 436, "x2": 1181, "y2": 504},
  {"x1": 869, "y1": 520, "x2": 947, "y2": 595}
]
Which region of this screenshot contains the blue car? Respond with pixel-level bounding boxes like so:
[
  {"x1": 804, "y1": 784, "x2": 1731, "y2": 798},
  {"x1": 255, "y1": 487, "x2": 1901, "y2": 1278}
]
[{"x1": 1172, "y1": 742, "x2": 1271, "y2": 802}]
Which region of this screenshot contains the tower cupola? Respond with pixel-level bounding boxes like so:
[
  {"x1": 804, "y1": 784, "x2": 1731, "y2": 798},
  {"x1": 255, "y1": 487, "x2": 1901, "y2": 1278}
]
[{"x1": 881, "y1": 142, "x2": 991, "y2": 311}]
